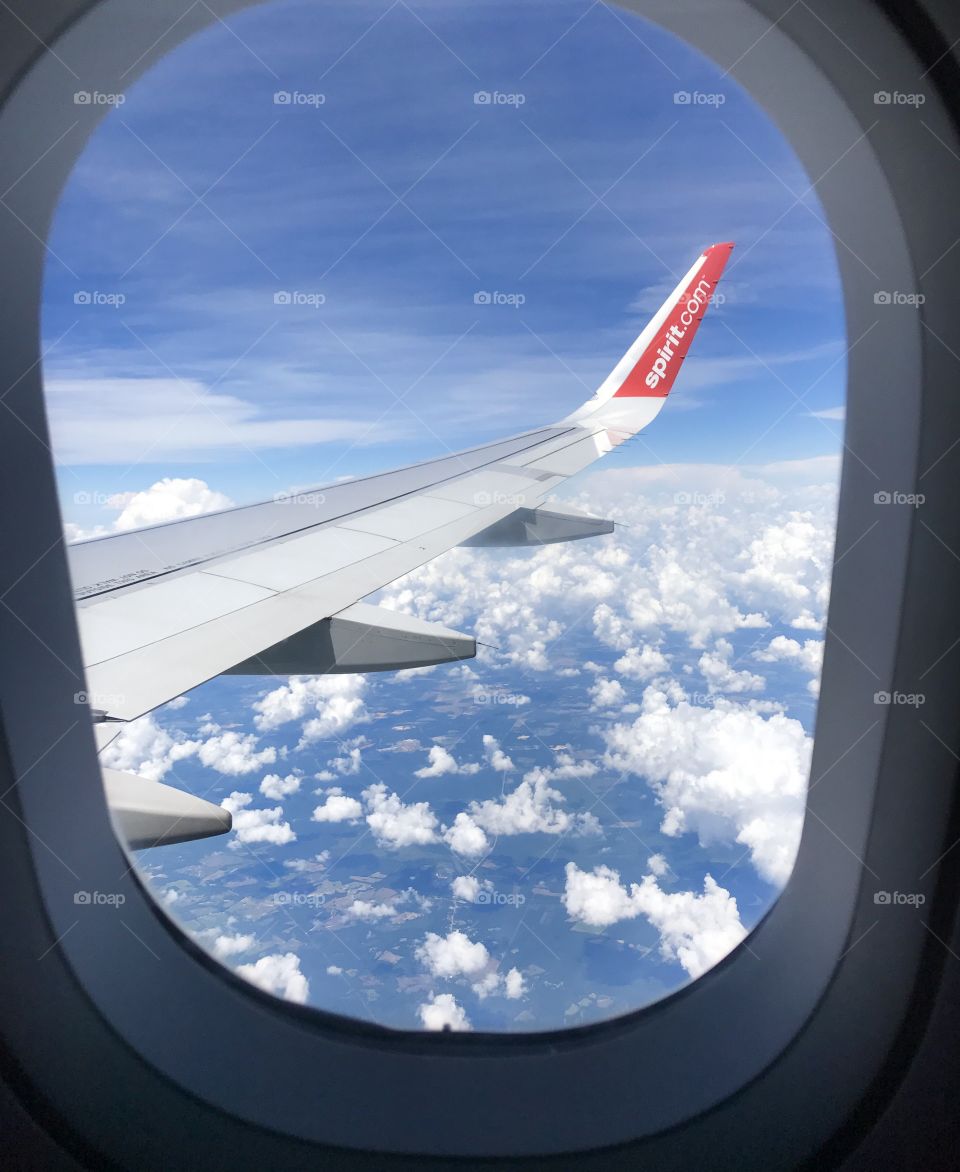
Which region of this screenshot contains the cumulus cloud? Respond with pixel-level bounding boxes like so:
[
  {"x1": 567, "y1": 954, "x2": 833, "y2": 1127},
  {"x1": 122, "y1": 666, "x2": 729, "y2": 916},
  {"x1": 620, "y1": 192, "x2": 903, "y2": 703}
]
[
  {"x1": 614, "y1": 644, "x2": 670, "y2": 680},
  {"x1": 101, "y1": 713, "x2": 276, "y2": 782},
  {"x1": 590, "y1": 677, "x2": 626, "y2": 708},
  {"x1": 754, "y1": 635, "x2": 825, "y2": 695},
  {"x1": 362, "y1": 783, "x2": 440, "y2": 848},
  {"x1": 416, "y1": 930, "x2": 490, "y2": 979},
  {"x1": 347, "y1": 899, "x2": 396, "y2": 920},
  {"x1": 100, "y1": 713, "x2": 200, "y2": 782},
  {"x1": 443, "y1": 768, "x2": 600, "y2": 856},
  {"x1": 212, "y1": 932, "x2": 256, "y2": 959},
  {"x1": 414, "y1": 745, "x2": 480, "y2": 778},
  {"x1": 443, "y1": 812, "x2": 490, "y2": 857},
  {"x1": 312, "y1": 793, "x2": 363, "y2": 823},
  {"x1": 563, "y1": 863, "x2": 746, "y2": 978},
  {"x1": 220, "y1": 791, "x2": 296, "y2": 847},
  {"x1": 504, "y1": 967, "x2": 525, "y2": 999},
  {"x1": 451, "y1": 875, "x2": 484, "y2": 901},
  {"x1": 259, "y1": 772, "x2": 301, "y2": 800},
  {"x1": 482, "y1": 734, "x2": 515, "y2": 772},
  {"x1": 65, "y1": 478, "x2": 234, "y2": 541},
  {"x1": 195, "y1": 723, "x2": 277, "y2": 775},
  {"x1": 698, "y1": 638, "x2": 765, "y2": 694},
  {"x1": 418, "y1": 992, "x2": 471, "y2": 1031},
  {"x1": 108, "y1": 478, "x2": 234, "y2": 531},
  {"x1": 235, "y1": 952, "x2": 309, "y2": 1003},
  {"x1": 252, "y1": 675, "x2": 367, "y2": 746},
  {"x1": 602, "y1": 686, "x2": 810, "y2": 885},
  {"x1": 377, "y1": 459, "x2": 837, "y2": 674}
]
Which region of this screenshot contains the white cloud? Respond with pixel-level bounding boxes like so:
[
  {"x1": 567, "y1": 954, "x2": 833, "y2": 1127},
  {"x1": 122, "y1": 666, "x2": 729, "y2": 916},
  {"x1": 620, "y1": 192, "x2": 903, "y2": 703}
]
[
  {"x1": 377, "y1": 459, "x2": 837, "y2": 676},
  {"x1": 195, "y1": 724, "x2": 277, "y2": 775},
  {"x1": 602, "y1": 686, "x2": 810, "y2": 885},
  {"x1": 754, "y1": 635, "x2": 825, "y2": 695},
  {"x1": 220, "y1": 791, "x2": 296, "y2": 847},
  {"x1": 451, "y1": 875, "x2": 482, "y2": 901},
  {"x1": 252, "y1": 675, "x2": 367, "y2": 748},
  {"x1": 418, "y1": 992, "x2": 471, "y2": 1031},
  {"x1": 326, "y1": 965, "x2": 343, "y2": 975},
  {"x1": 327, "y1": 744, "x2": 363, "y2": 775},
  {"x1": 414, "y1": 745, "x2": 480, "y2": 778},
  {"x1": 362, "y1": 783, "x2": 439, "y2": 848},
  {"x1": 563, "y1": 863, "x2": 746, "y2": 978},
  {"x1": 65, "y1": 478, "x2": 233, "y2": 541},
  {"x1": 100, "y1": 713, "x2": 200, "y2": 782},
  {"x1": 482, "y1": 734, "x2": 515, "y2": 772},
  {"x1": 647, "y1": 853, "x2": 669, "y2": 877},
  {"x1": 312, "y1": 793, "x2": 363, "y2": 823},
  {"x1": 698, "y1": 638, "x2": 765, "y2": 694},
  {"x1": 212, "y1": 932, "x2": 255, "y2": 959},
  {"x1": 613, "y1": 644, "x2": 670, "y2": 680},
  {"x1": 562, "y1": 862, "x2": 644, "y2": 929},
  {"x1": 443, "y1": 812, "x2": 490, "y2": 857},
  {"x1": 590, "y1": 677, "x2": 626, "y2": 708},
  {"x1": 347, "y1": 899, "x2": 396, "y2": 920},
  {"x1": 259, "y1": 772, "x2": 301, "y2": 800},
  {"x1": 445, "y1": 770, "x2": 599, "y2": 854},
  {"x1": 416, "y1": 930, "x2": 490, "y2": 979},
  {"x1": 504, "y1": 967, "x2": 525, "y2": 999},
  {"x1": 235, "y1": 952, "x2": 309, "y2": 1004},
  {"x1": 108, "y1": 477, "x2": 233, "y2": 531},
  {"x1": 47, "y1": 377, "x2": 392, "y2": 465}
]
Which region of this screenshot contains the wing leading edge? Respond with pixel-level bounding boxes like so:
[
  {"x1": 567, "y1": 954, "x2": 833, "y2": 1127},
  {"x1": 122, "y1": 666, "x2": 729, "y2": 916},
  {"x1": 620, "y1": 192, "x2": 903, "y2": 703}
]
[{"x1": 74, "y1": 242, "x2": 733, "y2": 847}]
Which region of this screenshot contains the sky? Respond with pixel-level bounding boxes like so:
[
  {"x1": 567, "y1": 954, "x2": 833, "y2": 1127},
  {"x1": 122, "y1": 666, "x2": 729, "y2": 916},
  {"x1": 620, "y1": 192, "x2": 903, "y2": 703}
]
[{"x1": 42, "y1": 0, "x2": 845, "y2": 1031}]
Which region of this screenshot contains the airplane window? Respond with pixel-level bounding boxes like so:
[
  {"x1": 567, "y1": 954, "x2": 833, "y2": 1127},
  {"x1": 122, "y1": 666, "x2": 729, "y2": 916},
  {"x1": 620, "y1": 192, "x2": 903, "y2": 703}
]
[{"x1": 42, "y1": 0, "x2": 844, "y2": 1031}]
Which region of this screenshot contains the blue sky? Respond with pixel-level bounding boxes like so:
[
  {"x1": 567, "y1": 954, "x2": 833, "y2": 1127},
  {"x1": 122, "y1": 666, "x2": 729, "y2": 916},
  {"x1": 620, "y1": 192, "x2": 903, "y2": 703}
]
[
  {"x1": 42, "y1": 0, "x2": 845, "y2": 1030},
  {"x1": 44, "y1": 0, "x2": 845, "y2": 513}
]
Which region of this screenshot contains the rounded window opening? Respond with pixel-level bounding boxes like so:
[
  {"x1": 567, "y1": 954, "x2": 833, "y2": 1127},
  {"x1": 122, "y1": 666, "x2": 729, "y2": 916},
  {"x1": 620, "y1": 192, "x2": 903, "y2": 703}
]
[{"x1": 43, "y1": 0, "x2": 844, "y2": 1032}]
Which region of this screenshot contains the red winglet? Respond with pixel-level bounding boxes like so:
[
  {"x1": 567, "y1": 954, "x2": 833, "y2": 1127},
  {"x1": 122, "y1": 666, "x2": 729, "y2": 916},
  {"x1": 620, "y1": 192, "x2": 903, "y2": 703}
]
[{"x1": 614, "y1": 242, "x2": 734, "y2": 398}]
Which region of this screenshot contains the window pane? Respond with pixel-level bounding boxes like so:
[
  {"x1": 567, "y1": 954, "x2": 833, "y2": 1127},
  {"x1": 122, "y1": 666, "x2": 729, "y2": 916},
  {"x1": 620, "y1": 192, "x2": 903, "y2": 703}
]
[{"x1": 44, "y1": 0, "x2": 843, "y2": 1030}]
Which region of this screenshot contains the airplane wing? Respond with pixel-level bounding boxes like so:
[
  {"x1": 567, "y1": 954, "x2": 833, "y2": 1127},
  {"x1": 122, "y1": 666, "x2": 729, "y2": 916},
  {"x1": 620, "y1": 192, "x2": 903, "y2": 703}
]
[{"x1": 70, "y1": 241, "x2": 733, "y2": 847}]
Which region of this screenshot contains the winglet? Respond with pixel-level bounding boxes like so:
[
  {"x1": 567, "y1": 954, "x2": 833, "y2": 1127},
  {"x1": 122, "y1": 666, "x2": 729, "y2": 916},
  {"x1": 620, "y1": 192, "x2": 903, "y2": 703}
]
[{"x1": 577, "y1": 242, "x2": 734, "y2": 416}]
